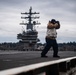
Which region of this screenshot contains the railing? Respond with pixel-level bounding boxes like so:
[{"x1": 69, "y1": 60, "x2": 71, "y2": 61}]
[{"x1": 0, "y1": 56, "x2": 76, "y2": 75}]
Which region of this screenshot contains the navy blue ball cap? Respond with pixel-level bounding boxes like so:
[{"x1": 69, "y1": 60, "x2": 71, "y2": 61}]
[{"x1": 51, "y1": 19, "x2": 56, "y2": 23}]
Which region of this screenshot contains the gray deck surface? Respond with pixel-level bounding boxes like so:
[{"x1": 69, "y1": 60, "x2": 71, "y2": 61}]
[{"x1": 0, "y1": 50, "x2": 76, "y2": 71}]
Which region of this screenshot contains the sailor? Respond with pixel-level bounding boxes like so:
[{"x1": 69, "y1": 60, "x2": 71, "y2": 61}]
[{"x1": 41, "y1": 19, "x2": 60, "y2": 58}]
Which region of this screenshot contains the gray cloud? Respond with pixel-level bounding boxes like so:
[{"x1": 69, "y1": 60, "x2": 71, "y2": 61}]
[{"x1": 0, "y1": 0, "x2": 76, "y2": 43}]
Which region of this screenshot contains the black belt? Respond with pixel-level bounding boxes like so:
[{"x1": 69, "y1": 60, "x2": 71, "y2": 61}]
[{"x1": 46, "y1": 36, "x2": 56, "y2": 40}]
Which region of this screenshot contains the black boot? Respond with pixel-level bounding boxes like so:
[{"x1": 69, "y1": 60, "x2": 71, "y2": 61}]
[{"x1": 53, "y1": 55, "x2": 60, "y2": 58}]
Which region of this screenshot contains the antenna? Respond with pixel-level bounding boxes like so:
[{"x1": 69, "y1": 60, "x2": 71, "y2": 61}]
[
  {"x1": 20, "y1": 7, "x2": 40, "y2": 30},
  {"x1": 17, "y1": 7, "x2": 40, "y2": 50}
]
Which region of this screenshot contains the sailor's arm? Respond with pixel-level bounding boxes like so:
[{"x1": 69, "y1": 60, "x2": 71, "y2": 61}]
[
  {"x1": 47, "y1": 23, "x2": 58, "y2": 29},
  {"x1": 55, "y1": 21, "x2": 60, "y2": 29},
  {"x1": 47, "y1": 21, "x2": 60, "y2": 29}
]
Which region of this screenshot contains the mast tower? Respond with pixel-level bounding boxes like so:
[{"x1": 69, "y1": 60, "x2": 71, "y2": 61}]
[{"x1": 17, "y1": 7, "x2": 40, "y2": 50}]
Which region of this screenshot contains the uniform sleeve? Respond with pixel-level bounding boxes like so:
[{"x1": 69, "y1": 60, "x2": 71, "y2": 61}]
[
  {"x1": 55, "y1": 21, "x2": 60, "y2": 29},
  {"x1": 47, "y1": 23, "x2": 56, "y2": 29}
]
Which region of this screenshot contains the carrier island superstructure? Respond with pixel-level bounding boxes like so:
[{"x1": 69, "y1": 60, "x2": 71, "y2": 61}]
[{"x1": 17, "y1": 7, "x2": 40, "y2": 50}]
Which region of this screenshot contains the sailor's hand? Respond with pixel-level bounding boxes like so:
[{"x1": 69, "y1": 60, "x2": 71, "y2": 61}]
[{"x1": 55, "y1": 21, "x2": 60, "y2": 29}]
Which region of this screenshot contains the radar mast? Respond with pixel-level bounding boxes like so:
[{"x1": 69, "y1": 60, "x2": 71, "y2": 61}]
[{"x1": 17, "y1": 7, "x2": 40, "y2": 50}]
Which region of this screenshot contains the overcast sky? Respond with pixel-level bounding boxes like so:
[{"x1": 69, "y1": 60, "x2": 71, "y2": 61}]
[{"x1": 0, "y1": 0, "x2": 76, "y2": 43}]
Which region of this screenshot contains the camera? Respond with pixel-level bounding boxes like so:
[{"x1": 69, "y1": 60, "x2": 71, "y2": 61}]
[{"x1": 56, "y1": 21, "x2": 60, "y2": 25}]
